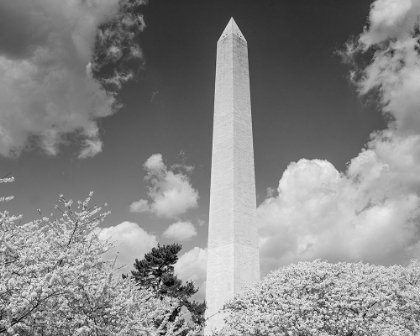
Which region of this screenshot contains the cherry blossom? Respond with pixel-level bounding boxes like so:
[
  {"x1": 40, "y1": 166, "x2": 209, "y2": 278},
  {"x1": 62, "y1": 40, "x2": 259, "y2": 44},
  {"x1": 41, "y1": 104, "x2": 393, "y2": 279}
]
[
  {"x1": 217, "y1": 260, "x2": 420, "y2": 336},
  {"x1": 1, "y1": 178, "x2": 201, "y2": 335}
]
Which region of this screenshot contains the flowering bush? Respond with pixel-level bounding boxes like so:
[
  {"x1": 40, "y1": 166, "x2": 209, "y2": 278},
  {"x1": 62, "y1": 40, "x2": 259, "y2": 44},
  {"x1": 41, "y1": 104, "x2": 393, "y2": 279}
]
[
  {"x1": 217, "y1": 260, "x2": 420, "y2": 336},
  {"x1": 0, "y1": 177, "x2": 201, "y2": 336}
]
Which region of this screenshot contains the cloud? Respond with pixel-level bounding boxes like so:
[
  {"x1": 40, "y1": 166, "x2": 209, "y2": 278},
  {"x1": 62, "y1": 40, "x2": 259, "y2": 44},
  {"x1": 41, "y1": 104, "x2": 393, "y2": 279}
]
[
  {"x1": 95, "y1": 221, "x2": 158, "y2": 274},
  {"x1": 162, "y1": 221, "x2": 197, "y2": 241},
  {"x1": 129, "y1": 199, "x2": 149, "y2": 213},
  {"x1": 0, "y1": 0, "x2": 146, "y2": 158},
  {"x1": 130, "y1": 154, "x2": 199, "y2": 218},
  {"x1": 258, "y1": 157, "x2": 420, "y2": 275},
  {"x1": 345, "y1": 0, "x2": 420, "y2": 136},
  {"x1": 174, "y1": 247, "x2": 207, "y2": 302},
  {"x1": 258, "y1": 0, "x2": 420, "y2": 275},
  {"x1": 78, "y1": 138, "x2": 103, "y2": 159},
  {"x1": 358, "y1": 0, "x2": 420, "y2": 45}
]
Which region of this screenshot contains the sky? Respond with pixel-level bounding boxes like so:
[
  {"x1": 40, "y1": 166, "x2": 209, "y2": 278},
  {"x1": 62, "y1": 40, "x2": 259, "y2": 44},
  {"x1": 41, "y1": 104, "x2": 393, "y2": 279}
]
[{"x1": 2, "y1": 0, "x2": 420, "y2": 302}]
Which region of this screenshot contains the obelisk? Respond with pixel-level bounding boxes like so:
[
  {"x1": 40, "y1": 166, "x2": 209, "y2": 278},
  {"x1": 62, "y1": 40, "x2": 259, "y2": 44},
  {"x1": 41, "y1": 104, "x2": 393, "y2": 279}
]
[{"x1": 205, "y1": 18, "x2": 260, "y2": 335}]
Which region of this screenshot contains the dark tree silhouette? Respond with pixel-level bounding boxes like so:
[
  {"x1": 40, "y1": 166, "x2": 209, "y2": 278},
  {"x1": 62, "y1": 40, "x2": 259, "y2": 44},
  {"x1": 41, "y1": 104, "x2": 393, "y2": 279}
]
[{"x1": 126, "y1": 243, "x2": 206, "y2": 334}]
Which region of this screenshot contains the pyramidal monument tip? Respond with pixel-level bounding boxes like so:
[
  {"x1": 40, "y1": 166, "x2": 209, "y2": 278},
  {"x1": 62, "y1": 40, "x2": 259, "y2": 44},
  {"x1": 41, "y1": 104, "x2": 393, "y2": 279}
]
[{"x1": 218, "y1": 17, "x2": 246, "y2": 41}]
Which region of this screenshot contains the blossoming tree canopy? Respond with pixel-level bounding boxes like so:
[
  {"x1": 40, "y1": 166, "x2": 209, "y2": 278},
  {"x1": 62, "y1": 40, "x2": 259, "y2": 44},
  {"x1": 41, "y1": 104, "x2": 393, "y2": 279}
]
[
  {"x1": 0, "y1": 177, "x2": 202, "y2": 336},
  {"x1": 219, "y1": 260, "x2": 420, "y2": 336}
]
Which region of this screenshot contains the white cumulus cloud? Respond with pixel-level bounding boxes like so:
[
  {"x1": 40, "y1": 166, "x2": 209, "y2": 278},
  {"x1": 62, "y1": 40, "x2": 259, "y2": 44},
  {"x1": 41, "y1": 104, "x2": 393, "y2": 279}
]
[
  {"x1": 358, "y1": 0, "x2": 420, "y2": 45},
  {"x1": 129, "y1": 199, "x2": 149, "y2": 213},
  {"x1": 346, "y1": 0, "x2": 420, "y2": 136},
  {"x1": 96, "y1": 221, "x2": 158, "y2": 274},
  {"x1": 130, "y1": 154, "x2": 199, "y2": 218},
  {"x1": 162, "y1": 221, "x2": 197, "y2": 241},
  {"x1": 175, "y1": 247, "x2": 207, "y2": 302},
  {"x1": 258, "y1": 0, "x2": 420, "y2": 276},
  {"x1": 0, "y1": 0, "x2": 146, "y2": 158},
  {"x1": 258, "y1": 157, "x2": 420, "y2": 275}
]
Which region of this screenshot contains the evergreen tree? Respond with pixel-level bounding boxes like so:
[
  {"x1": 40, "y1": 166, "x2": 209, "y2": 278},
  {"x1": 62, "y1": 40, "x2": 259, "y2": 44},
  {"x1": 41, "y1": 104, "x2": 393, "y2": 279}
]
[{"x1": 127, "y1": 243, "x2": 206, "y2": 334}]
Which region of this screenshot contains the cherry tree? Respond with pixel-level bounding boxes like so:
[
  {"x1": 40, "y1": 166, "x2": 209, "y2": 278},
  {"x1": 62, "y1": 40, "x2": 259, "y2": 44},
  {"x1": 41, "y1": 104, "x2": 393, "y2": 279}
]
[
  {"x1": 216, "y1": 260, "x2": 420, "y2": 336},
  {"x1": 0, "y1": 176, "x2": 201, "y2": 335}
]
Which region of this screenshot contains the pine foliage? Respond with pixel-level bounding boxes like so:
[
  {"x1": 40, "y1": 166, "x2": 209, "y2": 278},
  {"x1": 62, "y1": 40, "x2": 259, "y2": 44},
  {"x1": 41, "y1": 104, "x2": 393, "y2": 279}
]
[{"x1": 129, "y1": 244, "x2": 206, "y2": 333}]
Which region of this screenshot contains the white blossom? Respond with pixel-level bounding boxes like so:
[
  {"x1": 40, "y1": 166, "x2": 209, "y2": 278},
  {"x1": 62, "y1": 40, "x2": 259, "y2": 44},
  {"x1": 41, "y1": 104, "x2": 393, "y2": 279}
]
[
  {"x1": 0, "y1": 178, "x2": 202, "y2": 335},
  {"x1": 216, "y1": 260, "x2": 420, "y2": 336}
]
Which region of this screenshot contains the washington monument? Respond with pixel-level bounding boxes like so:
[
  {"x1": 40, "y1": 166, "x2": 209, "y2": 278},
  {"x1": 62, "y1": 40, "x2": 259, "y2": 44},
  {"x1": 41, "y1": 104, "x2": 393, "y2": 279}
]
[{"x1": 205, "y1": 18, "x2": 260, "y2": 334}]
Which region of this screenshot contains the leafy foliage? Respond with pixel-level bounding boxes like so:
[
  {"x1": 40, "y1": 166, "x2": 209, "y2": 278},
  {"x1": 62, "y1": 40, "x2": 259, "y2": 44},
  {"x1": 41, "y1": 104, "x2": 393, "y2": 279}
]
[
  {"x1": 0, "y1": 177, "x2": 200, "y2": 335},
  {"x1": 217, "y1": 260, "x2": 420, "y2": 336},
  {"x1": 129, "y1": 244, "x2": 206, "y2": 334}
]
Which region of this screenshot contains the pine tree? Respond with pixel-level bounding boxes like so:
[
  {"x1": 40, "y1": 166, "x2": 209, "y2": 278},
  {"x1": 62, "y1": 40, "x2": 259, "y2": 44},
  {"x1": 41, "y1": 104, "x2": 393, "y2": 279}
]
[{"x1": 127, "y1": 243, "x2": 206, "y2": 334}]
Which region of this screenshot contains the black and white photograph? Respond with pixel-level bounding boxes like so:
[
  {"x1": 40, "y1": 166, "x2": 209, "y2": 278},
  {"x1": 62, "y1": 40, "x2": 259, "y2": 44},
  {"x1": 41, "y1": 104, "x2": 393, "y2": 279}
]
[{"x1": 1, "y1": 0, "x2": 420, "y2": 335}]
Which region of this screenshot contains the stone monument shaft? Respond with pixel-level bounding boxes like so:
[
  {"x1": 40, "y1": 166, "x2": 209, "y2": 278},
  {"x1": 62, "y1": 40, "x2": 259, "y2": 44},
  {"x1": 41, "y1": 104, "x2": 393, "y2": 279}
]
[{"x1": 205, "y1": 18, "x2": 260, "y2": 334}]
